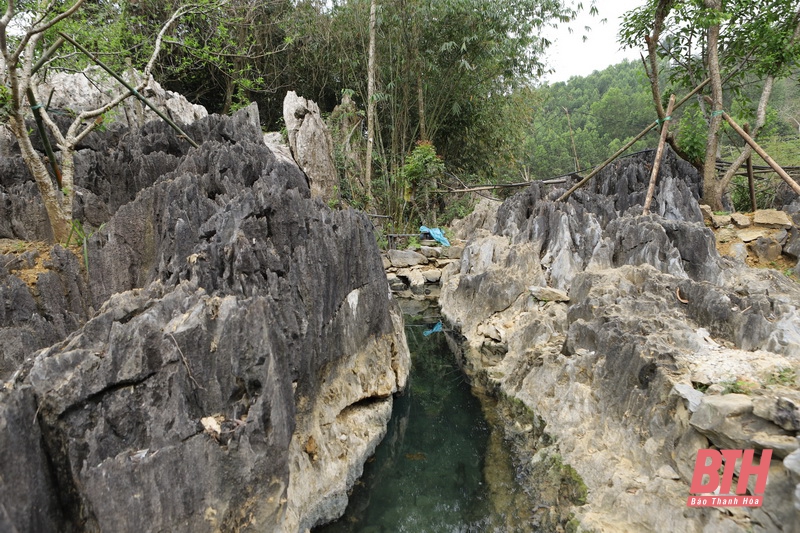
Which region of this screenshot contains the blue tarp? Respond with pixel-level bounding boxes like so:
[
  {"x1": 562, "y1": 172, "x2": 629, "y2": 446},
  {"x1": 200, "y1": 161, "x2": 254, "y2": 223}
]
[
  {"x1": 420, "y1": 226, "x2": 450, "y2": 247},
  {"x1": 423, "y1": 321, "x2": 443, "y2": 337}
]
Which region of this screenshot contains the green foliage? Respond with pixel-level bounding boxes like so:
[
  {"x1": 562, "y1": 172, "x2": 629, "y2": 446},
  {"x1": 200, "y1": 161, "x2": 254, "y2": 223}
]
[
  {"x1": 620, "y1": 0, "x2": 800, "y2": 86},
  {"x1": 0, "y1": 84, "x2": 10, "y2": 122},
  {"x1": 720, "y1": 379, "x2": 758, "y2": 395},
  {"x1": 765, "y1": 368, "x2": 798, "y2": 387},
  {"x1": 401, "y1": 141, "x2": 444, "y2": 187},
  {"x1": 729, "y1": 174, "x2": 783, "y2": 212},
  {"x1": 374, "y1": 226, "x2": 388, "y2": 250},
  {"x1": 676, "y1": 103, "x2": 707, "y2": 166},
  {"x1": 728, "y1": 134, "x2": 800, "y2": 211},
  {"x1": 373, "y1": 141, "x2": 446, "y2": 232},
  {"x1": 525, "y1": 59, "x2": 654, "y2": 179},
  {"x1": 65, "y1": 220, "x2": 105, "y2": 274},
  {"x1": 439, "y1": 195, "x2": 475, "y2": 226}
]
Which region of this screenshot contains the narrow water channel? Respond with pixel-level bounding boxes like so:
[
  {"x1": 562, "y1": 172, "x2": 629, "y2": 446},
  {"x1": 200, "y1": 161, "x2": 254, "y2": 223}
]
[{"x1": 316, "y1": 313, "x2": 524, "y2": 532}]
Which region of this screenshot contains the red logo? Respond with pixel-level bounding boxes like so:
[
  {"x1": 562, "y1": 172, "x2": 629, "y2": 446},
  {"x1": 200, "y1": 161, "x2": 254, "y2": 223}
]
[{"x1": 687, "y1": 449, "x2": 771, "y2": 507}]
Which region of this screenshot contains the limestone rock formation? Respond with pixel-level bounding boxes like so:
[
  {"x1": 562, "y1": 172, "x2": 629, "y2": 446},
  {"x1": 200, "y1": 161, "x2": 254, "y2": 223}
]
[
  {"x1": 440, "y1": 147, "x2": 800, "y2": 532},
  {"x1": 0, "y1": 243, "x2": 91, "y2": 380},
  {"x1": 283, "y1": 91, "x2": 339, "y2": 202},
  {"x1": 38, "y1": 67, "x2": 208, "y2": 129},
  {"x1": 0, "y1": 105, "x2": 409, "y2": 532}
]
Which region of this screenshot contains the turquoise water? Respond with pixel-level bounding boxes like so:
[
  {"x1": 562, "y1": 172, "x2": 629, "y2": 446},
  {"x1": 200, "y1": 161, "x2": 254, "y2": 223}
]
[{"x1": 315, "y1": 318, "x2": 498, "y2": 532}]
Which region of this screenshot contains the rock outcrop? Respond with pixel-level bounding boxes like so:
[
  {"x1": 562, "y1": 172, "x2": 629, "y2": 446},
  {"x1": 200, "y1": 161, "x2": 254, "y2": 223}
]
[
  {"x1": 283, "y1": 91, "x2": 339, "y2": 203},
  {"x1": 38, "y1": 67, "x2": 209, "y2": 130},
  {"x1": 382, "y1": 238, "x2": 463, "y2": 319},
  {"x1": 0, "y1": 104, "x2": 409, "y2": 532},
  {"x1": 440, "y1": 147, "x2": 800, "y2": 532}
]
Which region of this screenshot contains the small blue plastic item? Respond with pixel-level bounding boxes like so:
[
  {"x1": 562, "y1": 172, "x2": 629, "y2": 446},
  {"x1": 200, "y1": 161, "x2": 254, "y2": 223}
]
[
  {"x1": 423, "y1": 321, "x2": 443, "y2": 337},
  {"x1": 419, "y1": 226, "x2": 450, "y2": 247}
]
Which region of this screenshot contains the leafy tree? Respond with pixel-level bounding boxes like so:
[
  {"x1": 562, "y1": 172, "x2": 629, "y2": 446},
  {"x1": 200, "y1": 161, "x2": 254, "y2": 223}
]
[
  {"x1": 1, "y1": 0, "x2": 193, "y2": 241},
  {"x1": 620, "y1": 0, "x2": 800, "y2": 210},
  {"x1": 127, "y1": 0, "x2": 293, "y2": 118},
  {"x1": 277, "y1": 0, "x2": 593, "y2": 228}
]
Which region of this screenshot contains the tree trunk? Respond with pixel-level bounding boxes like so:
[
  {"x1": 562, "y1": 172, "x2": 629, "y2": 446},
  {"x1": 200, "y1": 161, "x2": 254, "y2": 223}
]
[
  {"x1": 702, "y1": 0, "x2": 724, "y2": 210},
  {"x1": 719, "y1": 5, "x2": 800, "y2": 200},
  {"x1": 417, "y1": 73, "x2": 426, "y2": 142},
  {"x1": 719, "y1": 76, "x2": 774, "y2": 198},
  {"x1": 10, "y1": 115, "x2": 72, "y2": 242},
  {"x1": 365, "y1": 0, "x2": 377, "y2": 209}
]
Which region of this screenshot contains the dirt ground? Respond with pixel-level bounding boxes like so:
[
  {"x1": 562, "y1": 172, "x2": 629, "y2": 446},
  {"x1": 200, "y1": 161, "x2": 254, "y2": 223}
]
[
  {"x1": 0, "y1": 239, "x2": 83, "y2": 288},
  {"x1": 709, "y1": 218, "x2": 798, "y2": 278}
]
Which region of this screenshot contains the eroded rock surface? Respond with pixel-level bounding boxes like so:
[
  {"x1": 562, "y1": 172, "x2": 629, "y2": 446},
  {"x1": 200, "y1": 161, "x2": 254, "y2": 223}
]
[
  {"x1": 0, "y1": 105, "x2": 409, "y2": 532},
  {"x1": 283, "y1": 91, "x2": 338, "y2": 203},
  {"x1": 440, "y1": 148, "x2": 800, "y2": 532}
]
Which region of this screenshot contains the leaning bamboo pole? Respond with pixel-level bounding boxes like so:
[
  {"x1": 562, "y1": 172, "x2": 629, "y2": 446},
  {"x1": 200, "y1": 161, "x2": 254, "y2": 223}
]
[
  {"x1": 707, "y1": 100, "x2": 800, "y2": 197},
  {"x1": 744, "y1": 124, "x2": 757, "y2": 211},
  {"x1": 642, "y1": 94, "x2": 675, "y2": 215}
]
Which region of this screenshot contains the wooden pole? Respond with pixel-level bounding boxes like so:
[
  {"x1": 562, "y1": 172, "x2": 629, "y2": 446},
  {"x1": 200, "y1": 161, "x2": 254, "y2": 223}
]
[
  {"x1": 31, "y1": 37, "x2": 66, "y2": 75},
  {"x1": 709, "y1": 101, "x2": 800, "y2": 196},
  {"x1": 432, "y1": 177, "x2": 567, "y2": 194},
  {"x1": 744, "y1": 124, "x2": 756, "y2": 211},
  {"x1": 26, "y1": 88, "x2": 63, "y2": 187},
  {"x1": 364, "y1": 0, "x2": 377, "y2": 209},
  {"x1": 642, "y1": 94, "x2": 675, "y2": 215},
  {"x1": 564, "y1": 106, "x2": 580, "y2": 172},
  {"x1": 558, "y1": 78, "x2": 710, "y2": 202}
]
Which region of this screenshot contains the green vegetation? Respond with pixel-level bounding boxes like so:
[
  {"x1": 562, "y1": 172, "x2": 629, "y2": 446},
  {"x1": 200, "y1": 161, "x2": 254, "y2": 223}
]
[
  {"x1": 4, "y1": 0, "x2": 799, "y2": 239},
  {"x1": 525, "y1": 60, "x2": 656, "y2": 180},
  {"x1": 620, "y1": 0, "x2": 800, "y2": 211},
  {"x1": 764, "y1": 368, "x2": 798, "y2": 388},
  {"x1": 65, "y1": 220, "x2": 105, "y2": 274},
  {"x1": 720, "y1": 379, "x2": 758, "y2": 395}
]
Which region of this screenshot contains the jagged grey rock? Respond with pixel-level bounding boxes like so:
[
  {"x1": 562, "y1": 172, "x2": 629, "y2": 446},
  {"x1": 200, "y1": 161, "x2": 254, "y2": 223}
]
[
  {"x1": 0, "y1": 105, "x2": 409, "y2": 532},
  {"x1": 690, "y1": 395, "x2": 797, "y2": 457},
  {"x1": 451, "y1": 198, "x2": 499, "y2": 240},
  {"x1": 440, "y1": 147, "x2": 800, "y2": 532},
  {"x1": 283, "y1": 91, "x2": 338, "y2": 202}
]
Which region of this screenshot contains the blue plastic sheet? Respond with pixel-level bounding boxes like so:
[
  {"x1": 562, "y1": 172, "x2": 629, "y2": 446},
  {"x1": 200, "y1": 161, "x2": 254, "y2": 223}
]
[
  {"x1": 420, "y1": 226, "x2": 451, "y2": 247},
  {"x1": 423, "y1": 321, "x2": 443, "y2": 337}
]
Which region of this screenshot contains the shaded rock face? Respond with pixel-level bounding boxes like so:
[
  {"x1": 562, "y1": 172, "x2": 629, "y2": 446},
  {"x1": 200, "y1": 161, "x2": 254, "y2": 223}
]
[
  {"x1": 0, "y1": 105, "x2": 409, "y2": 532},
  {"x1": 0, "y1": 244, "x2": 91, "y2": 380},
  {"x1": 440, "y1": 147, "x2": 800, "y2": 532}
]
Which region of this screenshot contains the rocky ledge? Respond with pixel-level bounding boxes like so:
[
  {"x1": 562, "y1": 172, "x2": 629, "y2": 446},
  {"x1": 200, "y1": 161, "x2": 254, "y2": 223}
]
[
  {"x1": 439, "y1": 148, "x2": 800, "y2": 532},
  {"x1": 0, "y1": 104, "x2": 409, "y2": 532}
]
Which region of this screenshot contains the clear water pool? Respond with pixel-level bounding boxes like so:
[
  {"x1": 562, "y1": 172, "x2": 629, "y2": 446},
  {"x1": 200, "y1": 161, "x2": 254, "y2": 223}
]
[{"x1": 316, "y1": 317, "x2": 527, "y2": 532}]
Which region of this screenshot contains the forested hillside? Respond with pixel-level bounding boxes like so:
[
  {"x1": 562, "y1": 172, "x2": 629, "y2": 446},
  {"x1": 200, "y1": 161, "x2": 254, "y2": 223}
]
[{"x1": 526, "y1": 60, "x2": 800, "y2": 213}]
